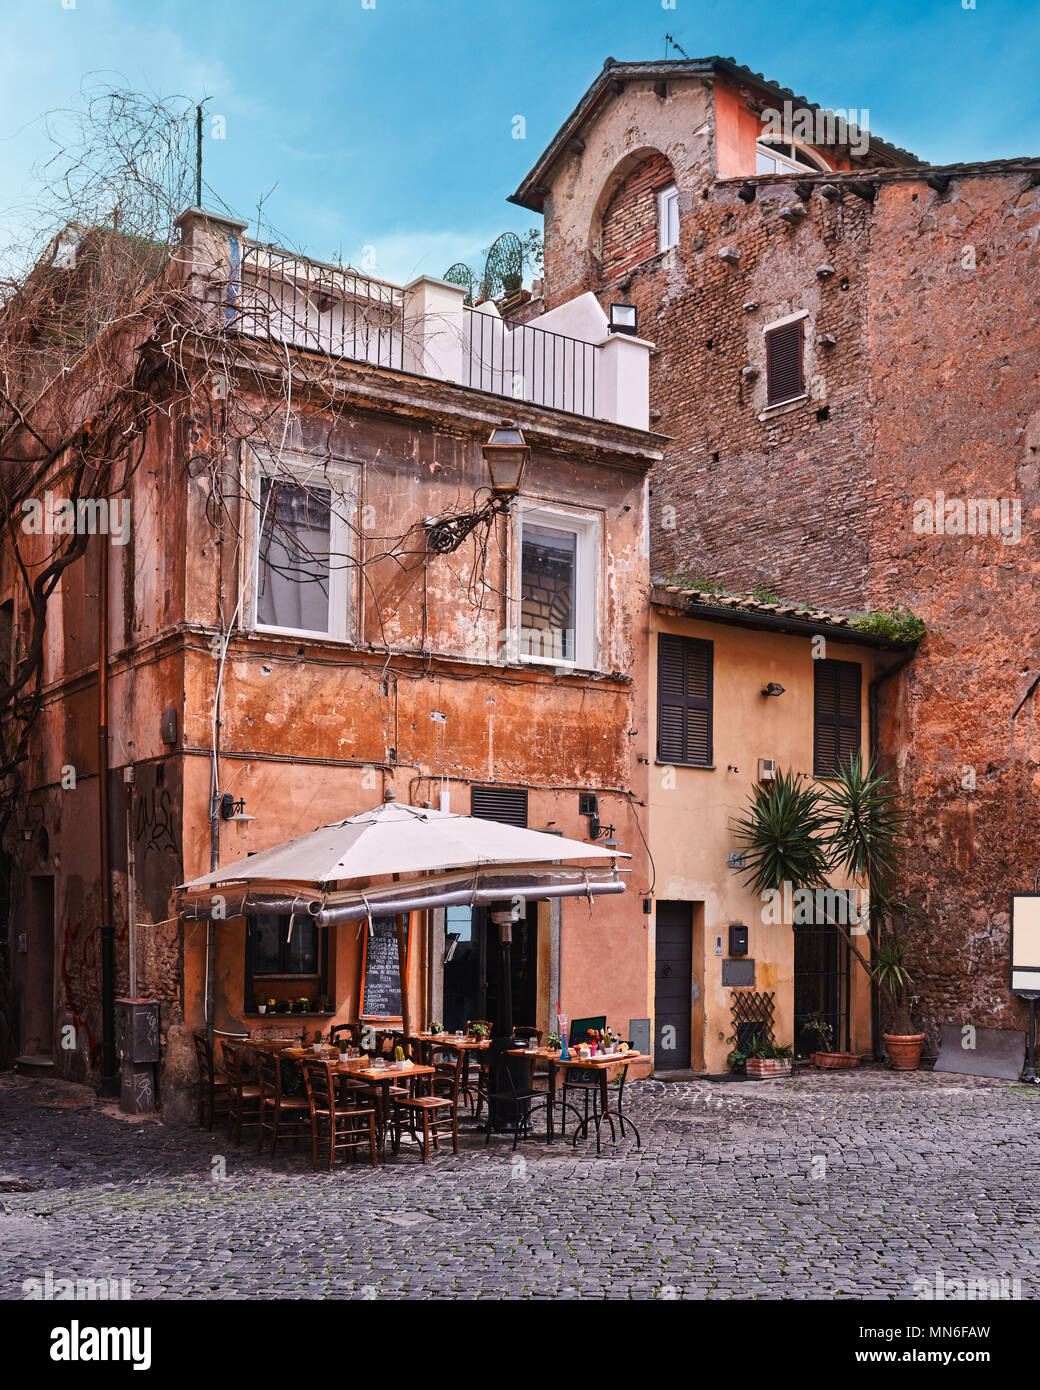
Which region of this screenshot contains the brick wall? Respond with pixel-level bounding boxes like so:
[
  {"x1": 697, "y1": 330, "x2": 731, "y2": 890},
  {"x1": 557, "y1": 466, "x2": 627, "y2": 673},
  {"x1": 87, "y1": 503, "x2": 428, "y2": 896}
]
[
  {"x1": 545, "y1": 137, "x2": 1040, "y2": 1048},
  {"x1": 599, "y1": 151, "x2": 676, "y2": 283}
]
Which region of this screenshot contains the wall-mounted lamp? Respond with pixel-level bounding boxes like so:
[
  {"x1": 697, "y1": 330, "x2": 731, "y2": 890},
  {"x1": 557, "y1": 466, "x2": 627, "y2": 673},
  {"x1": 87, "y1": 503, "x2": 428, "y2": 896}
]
[
  {"x1": 220, "y1": 793, "x2": 256, "y2": 823},
  {"x1": 482, "y1": 422, "x2": 530, "y2": 496},
  {"x1": 426, "y1": 422, "x2": 530, "y2": 554},
  {"x1": 609, "y1": 303, "x2": 638, "y2": 336},
  {"x1": 762, "y1": 682, "x2": 786, "y2": 697}
]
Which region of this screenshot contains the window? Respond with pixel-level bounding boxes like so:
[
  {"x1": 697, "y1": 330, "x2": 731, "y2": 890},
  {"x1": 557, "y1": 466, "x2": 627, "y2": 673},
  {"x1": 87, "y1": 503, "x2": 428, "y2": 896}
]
[
  {"x1": 252, "y1": 453, "x2": 358, "y2": 641},
  {"x1": 765, "y1": 317, "x2": 805, "y2": 405},
  {"x1": 245, "y1": 912, "x2": 327, "y2": 1004},
  {"x1": 814, "y1": 659, "x2": 862, "y2": 776},
  {"x1": 657, "y1": 634, "x2": 713, "y2": 766},
  {"x1": 514, "y1": 506, "x2": 598, "y2": 668},
  {"x1": 657, "y1": 185, "x2": 680, "y2": 251},
  {"x1": 755, "y1": 139, "x2": 830, "y2": 175}
]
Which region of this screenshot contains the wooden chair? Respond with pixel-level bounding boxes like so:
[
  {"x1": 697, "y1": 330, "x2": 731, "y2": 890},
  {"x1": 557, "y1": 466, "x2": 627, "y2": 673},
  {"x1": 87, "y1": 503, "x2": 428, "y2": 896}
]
[
  {"x1": 220, "y1": 1041, "x2": 261, "y2": 1145},
  {"x1": 302, "y1": 1058, "x2": 378, "y2": 1170},
  {"x1": 329, "y1": 1021, "x2": 363, "y2": 1050},
  {"x1": 257, "y1": 1049, "x2": 311, "y2": 1157},
  {"x1": 392, "y1": 1042, "x2": 463, "y2": 1163},
  {"x1": 193, "y1": 1031, "x2": 229, "y2": 1130}
]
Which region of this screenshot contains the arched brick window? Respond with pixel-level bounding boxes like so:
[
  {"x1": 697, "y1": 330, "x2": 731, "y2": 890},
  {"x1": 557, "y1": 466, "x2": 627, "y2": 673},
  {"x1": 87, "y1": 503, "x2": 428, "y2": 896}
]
[{"x1": 598, "y1": 150, "x2": 677, "y2": 281}]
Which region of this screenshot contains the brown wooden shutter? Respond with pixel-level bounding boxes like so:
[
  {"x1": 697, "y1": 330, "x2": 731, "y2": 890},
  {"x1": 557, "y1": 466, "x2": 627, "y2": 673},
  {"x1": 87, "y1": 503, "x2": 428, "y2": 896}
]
[
  {"x1": 657, "y1": 634, "x2": 713, "y2": 766},
  {"x1": 814, "y1": 659, "x2": 861, "y2": 776},
  {"x1": 765, "y1": 318, "x2": 805, "y2": 405}
]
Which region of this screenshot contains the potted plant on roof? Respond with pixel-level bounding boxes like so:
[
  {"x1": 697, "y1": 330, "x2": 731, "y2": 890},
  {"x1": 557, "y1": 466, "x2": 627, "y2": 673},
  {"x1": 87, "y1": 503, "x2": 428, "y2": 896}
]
[{"x1": 733, "y1": 755, "x2": 922, "y2": 1070}]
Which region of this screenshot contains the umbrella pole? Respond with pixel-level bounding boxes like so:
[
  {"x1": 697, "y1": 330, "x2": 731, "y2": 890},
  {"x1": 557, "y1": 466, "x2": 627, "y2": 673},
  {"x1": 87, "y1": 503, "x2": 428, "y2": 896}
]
[{"x1": 396, "y1": 912, "x2": 411, "y2": 1039}]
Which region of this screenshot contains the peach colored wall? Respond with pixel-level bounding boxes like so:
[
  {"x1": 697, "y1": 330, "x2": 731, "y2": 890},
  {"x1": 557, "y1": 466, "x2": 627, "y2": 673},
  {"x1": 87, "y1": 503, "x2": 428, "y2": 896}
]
[
  {"x1": 714, "y1": 80, "x2": 844, "y2": 179},
  {"x1": 649, "y1": 609, "x2": 875, "y2": 1073}
]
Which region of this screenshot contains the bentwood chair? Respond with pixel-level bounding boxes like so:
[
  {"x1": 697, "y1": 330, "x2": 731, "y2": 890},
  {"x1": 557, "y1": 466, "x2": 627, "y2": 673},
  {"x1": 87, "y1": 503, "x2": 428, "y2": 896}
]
[
  {"x1": 257, "y1": 1049, "x2": 312, "y2": 1157},
  {"x1": 560, "y1": 1015, "x2": 607, "y2": 1135},
  {"x1": 302, "y1": 1058, "x2": 379, "y2": 1170},
  {"x1": 392, "y1": 1042, "x2": 463, "y2": 1163},
  {"x1": 220, "y1": 1041, "x2": 261, "y2": 1145},
  {"x1": 193, "y1": 1031, "x2": 229, "y2": 1130},
  {"x1": 329, "y1": 1022, "x2": 362, "y2": 1051},
  {"x1": 482, "y1": 1046, "x2": 551, "y2": 1151}
]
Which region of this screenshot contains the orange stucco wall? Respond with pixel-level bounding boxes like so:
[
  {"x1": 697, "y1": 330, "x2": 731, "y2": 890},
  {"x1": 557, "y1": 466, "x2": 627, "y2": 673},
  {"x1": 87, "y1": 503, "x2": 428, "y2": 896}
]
[{"x1": 649, "y1": 608, "x2": 876, "y2": 1073}]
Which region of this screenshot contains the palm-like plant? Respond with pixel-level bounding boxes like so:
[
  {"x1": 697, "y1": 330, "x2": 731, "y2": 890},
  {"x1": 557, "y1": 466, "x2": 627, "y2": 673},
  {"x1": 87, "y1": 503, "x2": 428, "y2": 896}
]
[
  {"x1": 731, "y1": 768, "x2": 831, "y2": 896},
  {"x1": 732, "y1": 755, "x2": 915, "y2": 1035}
]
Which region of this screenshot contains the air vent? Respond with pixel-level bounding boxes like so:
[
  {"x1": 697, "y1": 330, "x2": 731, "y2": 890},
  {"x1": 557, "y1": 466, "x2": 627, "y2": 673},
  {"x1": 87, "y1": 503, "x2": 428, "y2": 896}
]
[
  {"x1": 470, "y1": 785, "x2": 528, "y2": 828},
  {"x1": 758, "y1": 758, "x2": 777, "y2": 782}
]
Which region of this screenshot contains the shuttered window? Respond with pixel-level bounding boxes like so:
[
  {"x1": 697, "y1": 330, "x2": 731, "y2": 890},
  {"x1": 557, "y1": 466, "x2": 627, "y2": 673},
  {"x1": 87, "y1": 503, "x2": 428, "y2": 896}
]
[
  {"x1": 657, "y1": 634, "x2": 713, "y2": 767},
  {"x1": 765, "y1": 318, "x2": 805, "y2": 405},
  {"x1": 470, "y1": 786, "x2": 529, "y2": 827},
  {"x1": 814, "y1": 660, "x2": 862, "y2": 776}
]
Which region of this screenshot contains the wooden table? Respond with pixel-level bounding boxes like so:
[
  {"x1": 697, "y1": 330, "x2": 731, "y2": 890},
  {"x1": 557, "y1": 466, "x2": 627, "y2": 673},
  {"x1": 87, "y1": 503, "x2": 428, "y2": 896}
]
[
  {"x1": 414, "y1": 1034, "x2": 489, "y2": 1117},
  {"x1": 336, "y1": 1059, "x2": 436, "y2": 1156},
  {"x1": 507, "y1": 1048, "x2": 650, "y2": 1152}
]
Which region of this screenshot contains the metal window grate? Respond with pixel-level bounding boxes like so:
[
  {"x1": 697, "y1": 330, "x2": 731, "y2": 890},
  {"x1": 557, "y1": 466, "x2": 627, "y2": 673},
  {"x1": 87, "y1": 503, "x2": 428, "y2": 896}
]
[
  {"x1": 470, "y1": 785, "x2": 529, "y2": 828},
  {"x1": 730, "y1": 989, "x2": 776, "y2": 1052}
]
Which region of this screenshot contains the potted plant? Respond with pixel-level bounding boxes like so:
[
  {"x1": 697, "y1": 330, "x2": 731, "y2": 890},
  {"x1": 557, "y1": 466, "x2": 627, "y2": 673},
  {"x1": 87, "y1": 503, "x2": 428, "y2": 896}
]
[
  {"x1": 874, "y1": 938, "x2": 924, "y2": 1069},
  {"x1": 293, "y1": 996, "x2": 310, "y2": 1014},
  {"x1": 734, "y1": 755, "x2": 922, "y2": 1070},
  {"x1": 312, "y1": 1030, "x2": 324, "y2": 1055},
  {"x1": 429, "y1": 1020, "x2": 444, "y2": 1036},
  {"x1": 255, "y1": 993, "x2": 267, "y2": 1015},
  {"x1": 470, "y1": 1023, "x2": 489, "y2": 1042},
  {"x1": 547, "y1": 1031, "x2": 562, "y2": 1052},
  {"x1": 726, "y1": 1046, "x2": 748, "y2": 1074},
  {"x1": 316, "y1": 994, "x2": 329, "y2": 1013},
  {"x1": 745, "y1": 1040, "x2": 794, "y2": 1079},
  {"x1": 803, "y1": 1010, "x2": 861, "y2": 1070}
]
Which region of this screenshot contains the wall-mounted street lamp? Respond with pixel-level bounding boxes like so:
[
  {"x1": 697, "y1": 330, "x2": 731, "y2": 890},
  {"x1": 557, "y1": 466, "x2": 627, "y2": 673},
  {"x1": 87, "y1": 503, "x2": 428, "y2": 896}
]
[
  {"x1": 762, "y1": 682, "x2": 786, "y2": 697},
  {"x1": 220, "y1": 793, "x2": 256, "y2": 823},
  {"x1": 609, "y1": 303, "x2": 639, "y2": 336},
  {"x1": 426, "y1": 423, "x2": 530, "y2": 554}
]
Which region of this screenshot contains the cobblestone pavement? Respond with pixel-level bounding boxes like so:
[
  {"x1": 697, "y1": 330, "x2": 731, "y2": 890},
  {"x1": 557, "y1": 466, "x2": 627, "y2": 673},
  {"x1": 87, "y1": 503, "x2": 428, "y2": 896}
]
[{"x1": 0, "y1": 1068, "x2": 1037, "y2": 1300}]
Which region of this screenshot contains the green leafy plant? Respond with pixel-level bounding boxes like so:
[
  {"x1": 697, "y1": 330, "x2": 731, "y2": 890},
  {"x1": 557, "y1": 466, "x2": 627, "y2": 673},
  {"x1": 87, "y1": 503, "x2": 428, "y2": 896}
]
[
  {"x1": 470, "y1": 1023, "x2": 489, "y2": 1041},
  {"x1": 429, "y1": 1020, "x2": 443, "y2": 1035},
  {"x1": 312, "y1": 1030, "x2": 323, "y2": 1044},
  {"x1": 802, "y1": 1010, "x2": 833, "y2": 1051},
  {"x1": 726, "y1": 1048, "x2": 747, "y2": 1072},
  {"x1": 849, "y1": 605, "x2": 925, "y2": 644},
  {"x1": 547, "y1": 1031, "x2": 562, "y2": 1050},
  {"x1": 733, "y1": 753, "x2": 915, "y2": 1036},
  {"x1": 746, "y1": 1040, "x2": 793, "y2": 1060},
  {"x1": 751, "y1": 583, "x2": 780, "y2": 604},
  {"x1": 732, "y1": 768, "x2": 831, "y2": 895}
]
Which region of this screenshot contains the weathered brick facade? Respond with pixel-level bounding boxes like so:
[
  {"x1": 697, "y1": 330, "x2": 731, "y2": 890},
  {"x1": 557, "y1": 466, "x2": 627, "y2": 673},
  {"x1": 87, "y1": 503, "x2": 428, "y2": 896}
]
[{"x1": 519, "y1": 60, "x2": 1040, "y2": 1050}]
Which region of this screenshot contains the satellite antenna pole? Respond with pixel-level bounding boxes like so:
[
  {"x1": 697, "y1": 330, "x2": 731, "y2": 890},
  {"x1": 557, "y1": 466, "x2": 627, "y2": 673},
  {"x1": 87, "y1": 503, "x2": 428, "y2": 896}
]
[
  {"x1": 195, "y1": 104, "x2": 203, "y2": 208},
  {"x1": 665, "y1": 34, "x2": 689, "y2": 59}
]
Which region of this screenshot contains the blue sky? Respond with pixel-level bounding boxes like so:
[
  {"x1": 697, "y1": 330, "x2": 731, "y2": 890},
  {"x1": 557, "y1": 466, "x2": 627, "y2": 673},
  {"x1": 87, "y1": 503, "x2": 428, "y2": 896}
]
[{"x1": 0, "y1": 0, "x2": 1037, "y2": 282}]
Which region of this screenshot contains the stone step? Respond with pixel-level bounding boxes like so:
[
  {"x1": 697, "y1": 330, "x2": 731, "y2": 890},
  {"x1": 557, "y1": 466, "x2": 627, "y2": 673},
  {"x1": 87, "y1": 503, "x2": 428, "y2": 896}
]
[{"x1": 14, "y1": 1054, "x2": 55, "y2": 1078}]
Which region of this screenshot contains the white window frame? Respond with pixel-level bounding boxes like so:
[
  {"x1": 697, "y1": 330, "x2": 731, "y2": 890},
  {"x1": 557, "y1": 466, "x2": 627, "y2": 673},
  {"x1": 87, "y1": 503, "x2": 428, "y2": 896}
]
[
  {"x1": 510, "y1": 502, "x2": 601, "y2": 671},
  {"x1": 246, "y1": 449, "x2": 360, "y2": 643},
  {"x1": 657, "y1": 184, "x2": 680, "y2": 252},
  {"x1": 755, "y1": 139, "x2": 830, "y2": 175}
]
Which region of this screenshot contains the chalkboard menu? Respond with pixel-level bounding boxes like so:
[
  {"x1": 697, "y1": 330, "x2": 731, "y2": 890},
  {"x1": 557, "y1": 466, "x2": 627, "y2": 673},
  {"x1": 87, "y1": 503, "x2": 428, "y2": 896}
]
[{"x1": 359, "y1": 914, "x2": 409, "y2": 1020}]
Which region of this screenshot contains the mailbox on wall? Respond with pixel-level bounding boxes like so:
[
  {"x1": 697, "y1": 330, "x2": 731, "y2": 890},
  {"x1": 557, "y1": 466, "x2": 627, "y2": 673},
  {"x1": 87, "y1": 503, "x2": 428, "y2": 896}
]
[{"x1": 728, "y1": 924, "x2": 749, "y2": 957}]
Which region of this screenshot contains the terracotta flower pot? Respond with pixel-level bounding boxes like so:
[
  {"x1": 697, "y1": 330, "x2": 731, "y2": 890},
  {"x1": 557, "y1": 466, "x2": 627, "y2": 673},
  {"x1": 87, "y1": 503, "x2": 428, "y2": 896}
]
[
  {"x1": 811, "y1": 1051, "x2": 861, "y2": 1070},
  {"x1": 883, "y1": 1033, "x2": 926, "y2": 1070},
  {"x1": 746, "y1": 1057, "x2": 792, "y2": 1079}
]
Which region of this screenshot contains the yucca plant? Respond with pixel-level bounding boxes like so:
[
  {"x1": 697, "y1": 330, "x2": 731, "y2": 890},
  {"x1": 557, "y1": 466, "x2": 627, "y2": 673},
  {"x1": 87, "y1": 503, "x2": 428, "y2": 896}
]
[
  {"x1": 732, "y1": 755, "x2": 914, "y2": 1035},
  {"x1": 731, "y1": 768, "x2": 831, "y2": 896}
]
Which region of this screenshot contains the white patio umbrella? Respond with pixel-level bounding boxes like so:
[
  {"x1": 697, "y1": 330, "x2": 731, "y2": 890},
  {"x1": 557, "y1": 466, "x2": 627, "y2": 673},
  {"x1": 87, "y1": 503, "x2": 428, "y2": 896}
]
[
  {"x1": 179, "y1": 794, "x2": 624, "y2": 890},
  {"x1": 179, "y1": 791, "x2": 628, "y2": 1038}
]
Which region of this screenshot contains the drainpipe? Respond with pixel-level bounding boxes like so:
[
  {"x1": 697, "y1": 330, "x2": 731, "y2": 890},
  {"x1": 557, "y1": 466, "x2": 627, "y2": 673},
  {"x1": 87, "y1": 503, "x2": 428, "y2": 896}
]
[
  {"x1": 98, "y1": 534, "x2": 118, "y2": 1096},
  {"x1": 867, "y1": 646, "x2": 917, "y2": 1059}
]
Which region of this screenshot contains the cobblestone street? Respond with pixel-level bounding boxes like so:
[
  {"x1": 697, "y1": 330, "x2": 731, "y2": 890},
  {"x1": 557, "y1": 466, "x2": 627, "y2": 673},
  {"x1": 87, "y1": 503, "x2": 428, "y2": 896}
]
[{"x1": 1, "y1": 1067, "x2": 1037, "y2": 1301}]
